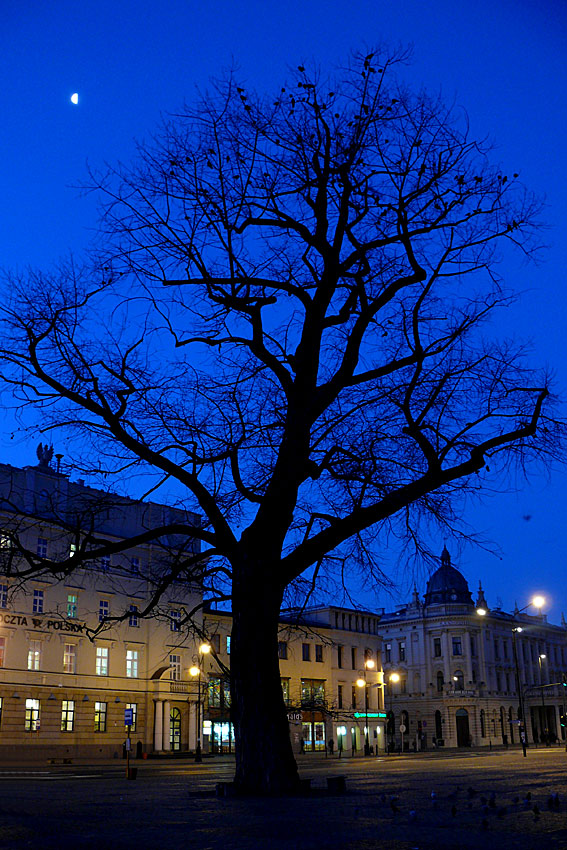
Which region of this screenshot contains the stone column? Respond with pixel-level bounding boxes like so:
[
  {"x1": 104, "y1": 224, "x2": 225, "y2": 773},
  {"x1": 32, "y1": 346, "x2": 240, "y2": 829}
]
[
  {"x1": 154, "y1": 699, "x2": 163, "y2": 751},
  {"x1": 162, "y1": 700, "x2": 171, "y2": 750}
]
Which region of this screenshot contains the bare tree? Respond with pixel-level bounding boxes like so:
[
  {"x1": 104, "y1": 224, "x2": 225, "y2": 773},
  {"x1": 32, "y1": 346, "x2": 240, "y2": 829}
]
[{"x1": 0, "y1": 46, "x2": 561, "y2": 793}]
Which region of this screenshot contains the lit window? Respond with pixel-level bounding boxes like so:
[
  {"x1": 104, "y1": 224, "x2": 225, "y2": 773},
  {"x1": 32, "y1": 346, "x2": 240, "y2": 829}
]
[
  {"x1": 27, "y1": 640, "x2": 41, "y2": 671},
  {"x1": 96, "y1": 646, "x2": 109, "y2": 676},
  {"x1": 126, "y1": 649, "x2": 139, "y2": 678},
  {"x1": 281, "y1": 678, "x2": 290, "y2": 704},
  {"x1": 37, "y1": 538, "x2": 48, "y2": 558},
  {"x1": 61, "y1": 700, "x2": 75, "y2": 732},
  {"x1": 128, "y1": 605, "x2": 139, "y2": 627},
  {"x1": 0, "y1": 636, "x2": 5, "y2": 667},
  {"x1": 69, "y1": 543, "x2": 78, "y2": 559},
  {"x1": 226, "y1": 636, "x2": 231, "y2": 654},
  {"x1": 125, "y1": 703, "x2": 137, "y2": 732},
  {"x1": 94, "y1": 701, "x2": 107, "y2": 732},
  {"x1": 169, "y1": 654, "x2": 181, "y2": 681},
  {"x1": 169, "y1": 610, "x2": 181, "y2": 632},
  {"x1": 25, "y1": 698, "x2": 40, "y2": 731},
  {"x1": 0, "y1": 533, "x2": 12, "y2": 550},
  {"x1": 99, "y1": 599, "x2": 110, "y2": 622},
  {"x1": 67, "y1": 594, "x2": 78, "y2": 619},
  {"x1": 63, "y1": 643, "x2": 76, "y2": 673},
  {"x1": 0, "y1": 584, "x2": 8, "y2": 609},
  {"x1": 32, "y1": 589, "x2": 44, "y2": 614}
]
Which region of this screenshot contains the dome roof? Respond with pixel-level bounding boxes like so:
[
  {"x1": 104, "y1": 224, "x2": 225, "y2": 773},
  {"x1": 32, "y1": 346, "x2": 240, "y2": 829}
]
[{"x1": 424, "y1": 547, "x2": 473, "y2": 606}]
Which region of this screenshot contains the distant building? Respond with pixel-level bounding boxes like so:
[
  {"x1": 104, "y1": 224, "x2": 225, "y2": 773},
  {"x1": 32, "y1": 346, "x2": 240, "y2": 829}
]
[
  {"x1": 379, "y1": 547, "x2": 567, "y2": 750},
  {"x1": 0, "y1": 458, "x2": 202, "y2": 760}
]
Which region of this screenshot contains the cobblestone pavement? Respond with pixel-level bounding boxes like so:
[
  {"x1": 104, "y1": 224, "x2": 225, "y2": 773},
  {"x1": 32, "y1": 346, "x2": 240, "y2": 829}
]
[{"x1": 0, "y1": 747, "x2": 566, "y2": 849}]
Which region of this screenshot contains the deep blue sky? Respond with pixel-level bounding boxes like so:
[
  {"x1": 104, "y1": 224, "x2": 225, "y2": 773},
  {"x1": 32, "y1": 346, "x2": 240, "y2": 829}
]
[{"x1": 1, "y1": 0, "x2": 566, "y2": 620}]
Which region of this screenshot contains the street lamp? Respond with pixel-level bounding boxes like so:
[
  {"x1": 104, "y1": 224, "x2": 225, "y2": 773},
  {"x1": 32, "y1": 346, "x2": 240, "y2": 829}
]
[
  {"x1": 356, "y1": 657, "x2": 376, "y2": 755},
  {"x1": 189, "y1": 642, "x2": 211, "y2": 763},
  {"x1": 538, "y1": 653, "x2": 547, "y2": 744},
  {"x1": 479, "y1": 594, "x2": 546, "y2": 758},
  {"x1": 387, "y1": 672, "x2": 400, "y2": 753}
]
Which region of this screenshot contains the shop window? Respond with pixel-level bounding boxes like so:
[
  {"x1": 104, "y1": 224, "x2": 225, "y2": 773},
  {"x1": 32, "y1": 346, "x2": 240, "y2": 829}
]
[
  {"x1": 125, "y1": 703, "x2": 137, "y2": 732},
  {"x1": 128, "y1": 605, "x2": 139, "y2": 627},
  {"x1": 96, "y1": 646, "x2": 109, "y2": 676},
  {"x1": 278, "y1": 641, "x2": 288, "y2": 660},
  {"x1": 315, "y1": 644, "x2": 323, "y2": 663},
  {"x1": 36, "y1": 537, "x2": 48, "y2": 558},
  {"x1": 99, "y1": 599, "x2": 110, "y2": 622},
  {"x1": 63, "y1": 643, "x2": 77, "y2": 673},
  {"x1": 169, "y1": 654, "x2": 181, "y2": 681},
  {"x1": 302, "y1": 643, "x2": 311, "y2": 662},
  {"x1": 25, "y1": 698, "x2": 40, "y2": 732},
  {"x1": 170, "y1": 707, "x2": 181, "y2": 751},
  {"x1": 32, "y1": 589, "x2": 44, "y2": 614},
  {"x1": 226, "y1": 636, "x2": 231, "y2": 654},
  {"x1": 27, "y1": 640, "x2": 41, "y2": 671},
  {"x1": 94, "y1": 701, "x2": 107, "y2": 732},
  {"x1": 61, "y1": 700, "x2": 75, "y2": 732},
  {"x1": 452, "y1": 637, "x2": 462, "y2": 656},
  {"x1": 126, "y1": 649, "x2": 139, "y2": 678}
]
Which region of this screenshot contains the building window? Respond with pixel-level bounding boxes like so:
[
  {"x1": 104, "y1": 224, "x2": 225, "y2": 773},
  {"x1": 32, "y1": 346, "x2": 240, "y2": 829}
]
[
  {"x1": 337, "y1": 645, "x2": 343, "y2": 668},
  {"x1": 32, "y1": 589, "x2": 44, "y2": 614},
  {"x1": 0, "y1": 584, "x2": 7, "y2": 609},
  {"x1": 67, "y1": 594, "x2": 78, "y2": 619},
  {"x1": 436, "y1": 671, "x2": 444, "y2": 692},
  {"x1": 0, "y1": 636, "x2": 5, "y2": 667},
  {"x1": 338, "y1": 684, "x2": 343, "y2": 709},
  {"x1": 433, "y1": 637, "x2": 441, "y2": 657},
  {"x1": 351, "y1": 685, "x2": 357, "y2": 709},
  {"x1": 94, "y1": 701, "x2": 107, "y2": 732},
  {"x1": 125, "y1": 703, "x2": 137, "y2": 732},
  {"x1": 99, "y1": 555, "x2": 110, "y2": 572},
  {"x1": 315, "y1": 644, "x2": 323, "y2": 663},
  {"x1": 302, "y1": 643, "x2": 311, "y2": 662},
  {"x1": 169, "y1": 610, "x2": 181, "y2": 632},
  {"x1": 470, "y1": 635, "x2": 476, "y2": 657},
  {"x1": 63, "y1": 643, "x2": 77, "y2": 673},
  {"x1": 128, "y1": 605, "x2": 139, "y2": 627},
  {"x1": 278, "y1": 641, "x2": 288, "y2": 660},
  {"x1": 502, "y1": 640, "x2": 508, "y2": 660},
  {"x1": 400, "y1": 676, "x2": 407, "y2": 694},
  {"x1": 169, "y1": 654, "x2": 181, "y2": 681},
  {"x1": 96, "y1": 646, "x2": 109, "y2": 676},
  {"x1": 27, "y1": 640, "x2": 41, "y2": 671},
  {"x1": 37, "y1": 537, "x2": 48, "y2": 558},
  {"x1": 99, "y1": 599, "x2": 110, "y2": 622},
  {"x1": 301, "y1": 679, "x2": 325, "y2": 705},
  {"x1": 452, "y1": 636, "x2": 462, "y2": 656},
  {"x1": 130, "y1": 556, "x2": 140, "y2": 574},
  {"x1": 384, "y1": 643, "x2": 391, "y2": 663},
  {"x1": 25, "y1": 698, "x2": 40, "y2": 732},
  {"x1": 126, "y1": 649, "x2": 139, "y2": 678},
  {"x1": 453, "y1": 670, "x2": 464, "y2": 691},
  {"x1": 69, "y1": 543, "x2": 78, "y2": 559},
  {"x1": 61, "y1": 700, "x2": 75, "y2": 732},
  {"x1": 399, "y1": 641, "x2": 406, "y2": 662},
  {"x1": 281, "y1": 679, "x2": 290, "y2": 705},
  {"x1": 494, "y1": 639, "x2": 500, "y2": 660},
  {"x1": 351, "y1": 647, "x2": 357, "y2": 669},
  {"x1": 226, "y1": 636, "x2": 231, "y2": 654}
]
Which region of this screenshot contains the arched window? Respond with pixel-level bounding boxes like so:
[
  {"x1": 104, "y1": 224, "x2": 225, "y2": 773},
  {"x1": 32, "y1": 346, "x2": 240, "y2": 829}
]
[
  {"x1": 480, "y1": 708, "x2": 486, "y2": 738},
  {"x1": 436, "y1": 671, "x2": 444, "y2": 693},
  {"x1": 453, "y1": 670, "x2": 464, "y2": 691}
]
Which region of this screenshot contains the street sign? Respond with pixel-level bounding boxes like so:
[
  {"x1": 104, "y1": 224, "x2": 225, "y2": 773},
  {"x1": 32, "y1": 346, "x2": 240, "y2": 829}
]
[
  {"x1": 124, "y1": 708, "x2": 134, "y2": 726},
  {"x1": 287, "y1": 711, "x2": 302, "y2": 722},
  {"x1": 399, "y1": 724, "x2": 407, "y2": 733}
]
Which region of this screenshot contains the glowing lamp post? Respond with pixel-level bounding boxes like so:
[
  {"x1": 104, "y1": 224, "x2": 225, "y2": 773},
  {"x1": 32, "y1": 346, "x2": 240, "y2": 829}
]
[
  {"x1": 190, "y1": 642, "x2": 211, "y2": 763},
  {"x1": 356, "y1": 657, "x2": 376, "y2": 755}
]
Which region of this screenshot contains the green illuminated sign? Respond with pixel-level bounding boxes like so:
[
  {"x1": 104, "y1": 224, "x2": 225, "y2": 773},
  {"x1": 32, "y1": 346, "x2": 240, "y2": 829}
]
[{"x1": 353, "y1": 712, "x2": 387, "y2": 719}]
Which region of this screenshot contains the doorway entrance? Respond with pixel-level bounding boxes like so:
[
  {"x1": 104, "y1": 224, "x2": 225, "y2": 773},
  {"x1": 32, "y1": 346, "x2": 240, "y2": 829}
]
[
  {"x1": 170, "y1": 707, "x2": 181, "y2": 751},
  {"x1": 456, "y1": 708, "x2": 470, "y2": 747}
]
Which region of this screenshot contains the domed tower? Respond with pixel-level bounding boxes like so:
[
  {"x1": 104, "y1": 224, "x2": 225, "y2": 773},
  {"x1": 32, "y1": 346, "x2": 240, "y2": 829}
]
[{"x1": 424, "y1": 547, "x2": 473, "y2": 606}]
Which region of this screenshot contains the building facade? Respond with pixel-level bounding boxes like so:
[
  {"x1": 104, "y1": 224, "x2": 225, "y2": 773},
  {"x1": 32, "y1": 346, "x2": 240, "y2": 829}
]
[
  {"x1": 0, "y1": 458, "x2": 203, "y2": 760},
  {"x1": 379, "y1": 547, "x2": 567, "y2": 750}
]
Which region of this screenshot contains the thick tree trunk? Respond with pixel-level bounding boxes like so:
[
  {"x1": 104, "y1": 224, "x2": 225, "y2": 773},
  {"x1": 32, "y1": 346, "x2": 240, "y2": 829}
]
[{"x1": 230, "y1": 567, "x2": 299, "y2": 795}]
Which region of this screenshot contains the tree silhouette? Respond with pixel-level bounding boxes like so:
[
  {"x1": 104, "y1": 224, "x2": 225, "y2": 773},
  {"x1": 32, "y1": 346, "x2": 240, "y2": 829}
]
[{"x1": 0, "y1": 46, "x2": 560, "y2": 793}]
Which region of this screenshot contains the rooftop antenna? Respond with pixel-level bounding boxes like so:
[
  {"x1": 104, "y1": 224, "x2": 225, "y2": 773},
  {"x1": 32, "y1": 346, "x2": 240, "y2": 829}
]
[{"x1": 55, "y1": 453, "x2": 64, "y2": 474}]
